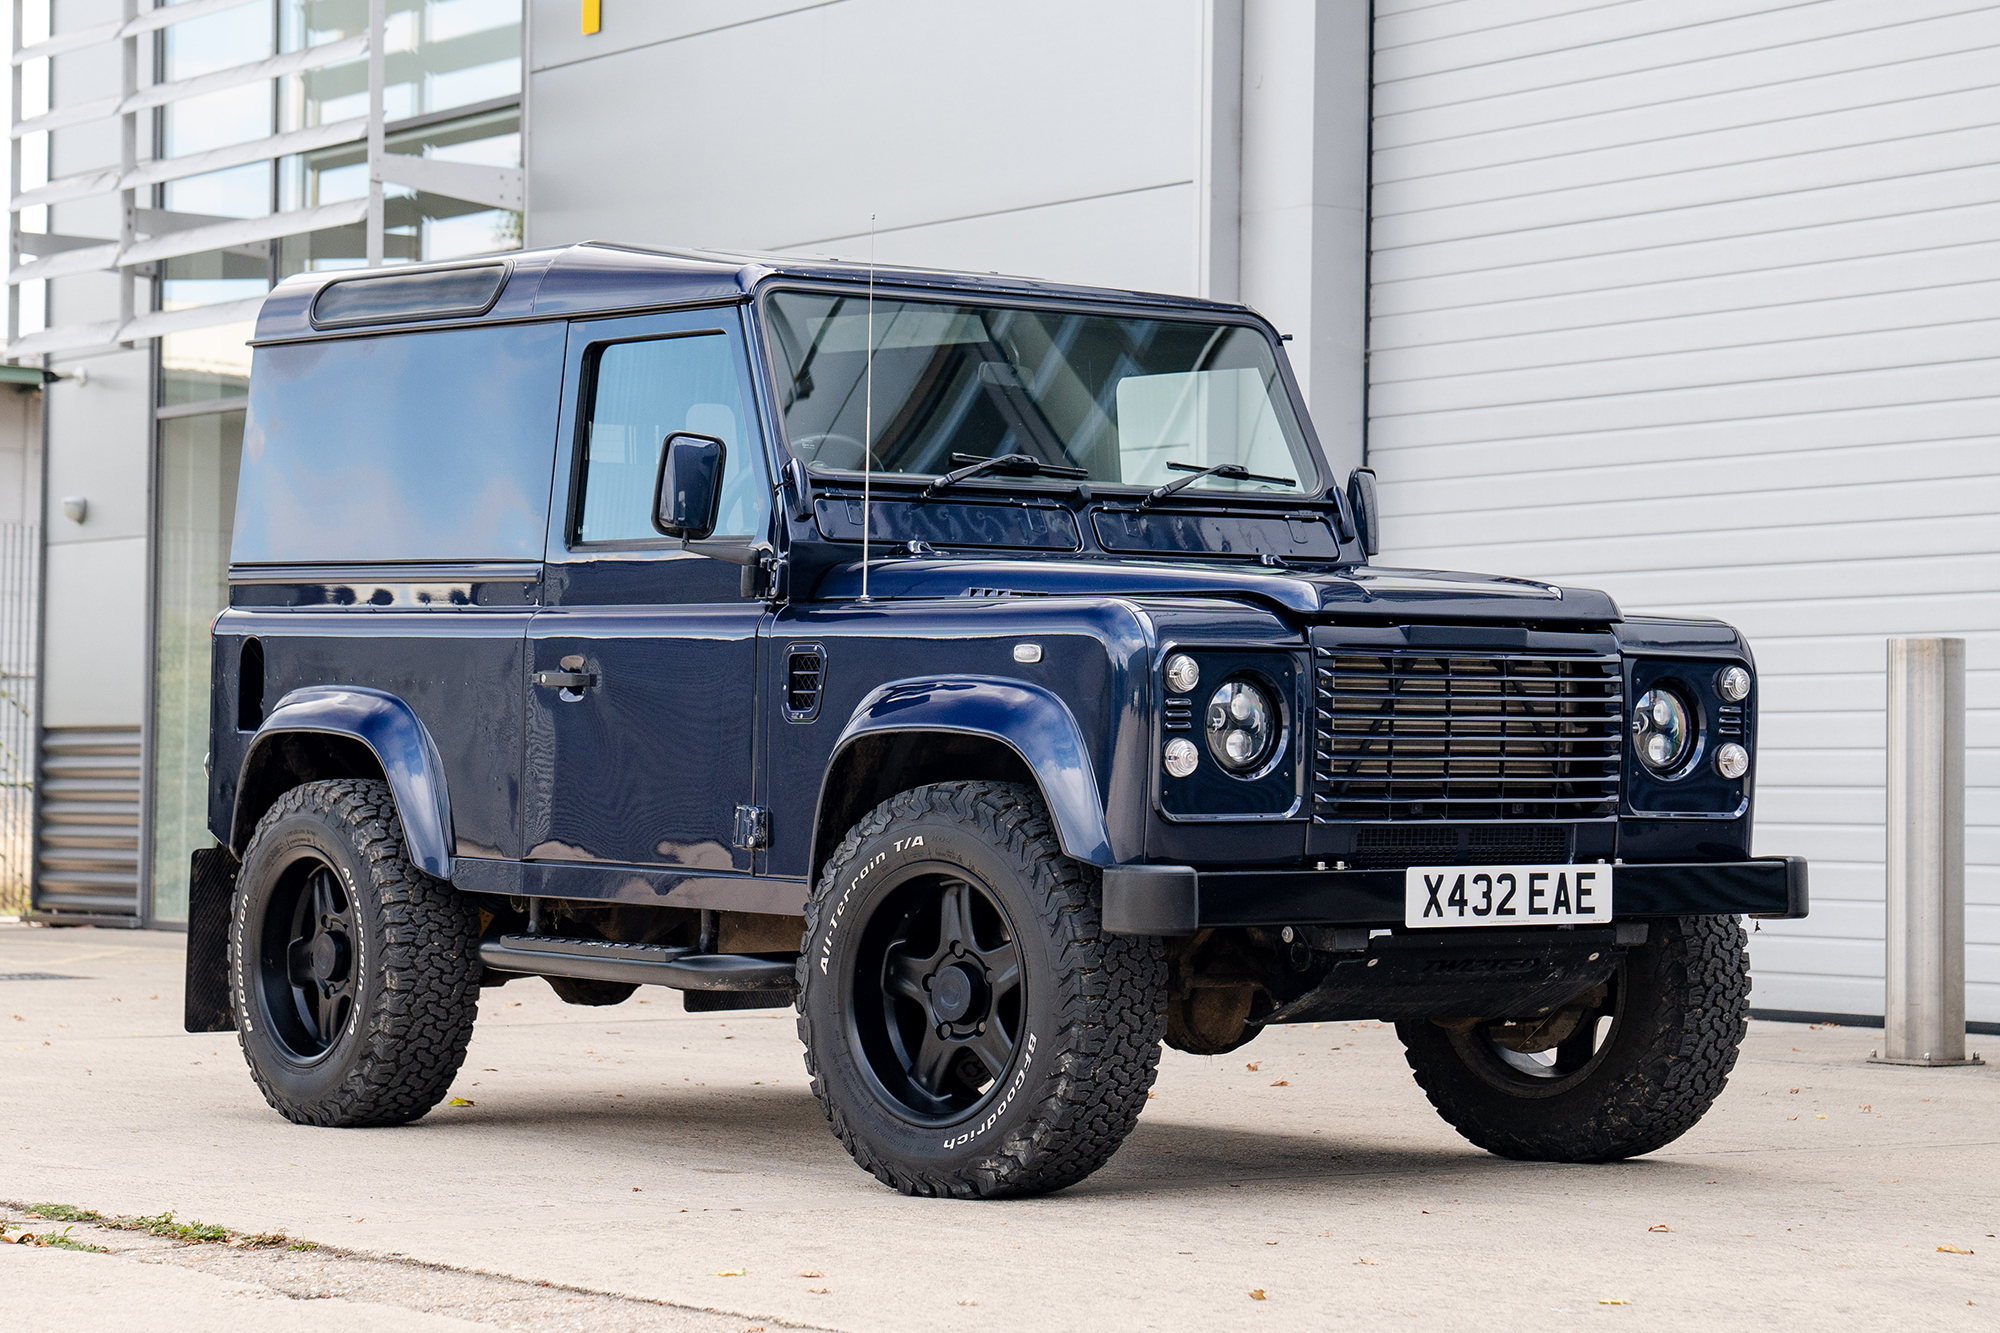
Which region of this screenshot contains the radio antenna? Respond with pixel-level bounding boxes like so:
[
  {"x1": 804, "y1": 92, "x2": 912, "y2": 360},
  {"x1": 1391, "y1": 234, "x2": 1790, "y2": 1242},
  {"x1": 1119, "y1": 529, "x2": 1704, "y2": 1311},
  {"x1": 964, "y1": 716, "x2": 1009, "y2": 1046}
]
[{"x1": 860, "y1": 213, "x2": 875, "y2": 603}]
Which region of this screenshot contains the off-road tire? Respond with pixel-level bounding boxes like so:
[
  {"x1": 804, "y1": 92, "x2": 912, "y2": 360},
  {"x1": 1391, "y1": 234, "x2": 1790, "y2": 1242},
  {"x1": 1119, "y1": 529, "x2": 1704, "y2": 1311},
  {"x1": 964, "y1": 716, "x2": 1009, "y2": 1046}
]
[
  {"x1": 797, "y1": 782, "x2": 1168, "y2": 1198},
  {"x1": 230, "y1": 779, "x2": 481, "y2": 1127},
  {"x1": 1396, "y1": 914, "x2": 1750, "y2": 1161}
]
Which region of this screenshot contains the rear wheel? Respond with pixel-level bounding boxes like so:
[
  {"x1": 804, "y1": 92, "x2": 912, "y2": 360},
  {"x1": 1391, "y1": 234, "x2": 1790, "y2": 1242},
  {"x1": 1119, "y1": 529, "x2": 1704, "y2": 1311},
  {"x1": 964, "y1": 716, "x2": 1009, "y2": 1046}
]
[
  {"x1": 798, "y1": 782, "x2": 1167, "y2": 1198},
  {"x1": 1396, "y1": 915, "x2": 1750, "y2": 1161},
  {"x1": 230, "y1": 779, "x2": 480, "y2": 1127}
]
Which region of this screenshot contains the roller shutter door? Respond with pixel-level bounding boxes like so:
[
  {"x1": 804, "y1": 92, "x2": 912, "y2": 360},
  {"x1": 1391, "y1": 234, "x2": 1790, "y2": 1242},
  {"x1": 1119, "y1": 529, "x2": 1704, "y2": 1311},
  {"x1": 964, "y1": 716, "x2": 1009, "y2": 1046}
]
[
  {"x1": 32, "y1": 726, "x2": 143, "y2": 924},
  {"x1": 1368, "y1": 1, "x2": 2000, "y2": 1021}
]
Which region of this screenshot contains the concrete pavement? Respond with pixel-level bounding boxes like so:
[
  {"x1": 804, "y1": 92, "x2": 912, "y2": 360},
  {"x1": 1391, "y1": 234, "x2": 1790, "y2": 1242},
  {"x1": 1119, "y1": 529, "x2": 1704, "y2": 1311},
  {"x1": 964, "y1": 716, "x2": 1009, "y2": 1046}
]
[{"x1": 1, "y1": 921, "x2": 1993, "y2": 1332}]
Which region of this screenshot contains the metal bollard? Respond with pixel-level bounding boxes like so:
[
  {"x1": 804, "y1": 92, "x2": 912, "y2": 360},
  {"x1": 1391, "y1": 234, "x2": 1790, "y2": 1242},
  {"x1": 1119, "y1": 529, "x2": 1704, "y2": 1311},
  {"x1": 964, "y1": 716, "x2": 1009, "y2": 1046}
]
[{"x1": 1870, "y1": 637, "x2": 1980, "y2": 1067}]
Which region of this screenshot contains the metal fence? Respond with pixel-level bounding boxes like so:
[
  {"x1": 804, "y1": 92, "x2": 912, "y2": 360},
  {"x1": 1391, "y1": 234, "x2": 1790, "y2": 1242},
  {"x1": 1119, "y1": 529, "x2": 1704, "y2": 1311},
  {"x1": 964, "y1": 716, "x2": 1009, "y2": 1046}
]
[{"x1": 0, "y1": 522, "x2": 38, "y2": 916}]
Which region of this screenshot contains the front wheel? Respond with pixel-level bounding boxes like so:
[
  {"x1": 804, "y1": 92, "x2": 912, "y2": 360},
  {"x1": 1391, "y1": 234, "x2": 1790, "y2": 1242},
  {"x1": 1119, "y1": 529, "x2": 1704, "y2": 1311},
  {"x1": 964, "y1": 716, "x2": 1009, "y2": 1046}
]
[
  {"x1": 797, "y1": 782, "x2": 1167, "y2": 1198},
  {"x1": 1397, "y1": 914, "x2": 1751, "y2": 1161}
]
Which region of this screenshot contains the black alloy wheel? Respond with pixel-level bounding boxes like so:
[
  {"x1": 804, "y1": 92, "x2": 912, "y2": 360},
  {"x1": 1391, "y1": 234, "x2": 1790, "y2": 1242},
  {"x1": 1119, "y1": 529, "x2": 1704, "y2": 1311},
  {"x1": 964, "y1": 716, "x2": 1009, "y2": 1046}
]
[
  {"x1": 855, "y1": 873, "x2": 1026, "y2": 1121},
  {"x1": 261, "y1": 857, "x2": 359, "y2": 1061},
  {"x1": 799, "y1": 782, "x2": 1168, "y2": 1198},
  {"x1": 231, "y1": 779, "x2": 480, "y2": 1127}
]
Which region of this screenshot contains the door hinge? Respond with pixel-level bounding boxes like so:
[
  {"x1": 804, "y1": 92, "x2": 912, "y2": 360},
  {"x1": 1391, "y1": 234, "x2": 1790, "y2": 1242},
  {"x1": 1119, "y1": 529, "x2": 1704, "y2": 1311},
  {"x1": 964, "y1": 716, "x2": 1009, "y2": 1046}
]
[{"x1": 733, "y1": 804, "x2": 770, "y2": 851}]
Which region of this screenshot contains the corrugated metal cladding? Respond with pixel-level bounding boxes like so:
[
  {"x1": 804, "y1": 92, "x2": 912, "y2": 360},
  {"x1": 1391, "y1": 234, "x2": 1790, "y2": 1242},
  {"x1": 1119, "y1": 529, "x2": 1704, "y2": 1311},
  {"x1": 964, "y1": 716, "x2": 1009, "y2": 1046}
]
[{"x1": 1367, "y1": 1, "x2": 2000, "y2": 1022}]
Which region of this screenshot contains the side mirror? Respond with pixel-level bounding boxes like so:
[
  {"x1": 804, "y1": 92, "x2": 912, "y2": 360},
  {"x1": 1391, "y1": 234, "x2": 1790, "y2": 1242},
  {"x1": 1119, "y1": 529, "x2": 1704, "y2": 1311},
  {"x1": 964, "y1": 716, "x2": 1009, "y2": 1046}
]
[
  {"x1": 652, "y1": 432, "x2": 727, "y2": 539},
  {"x1": 1346, "y1": 467, "x2": 1380, "y2": 557}
]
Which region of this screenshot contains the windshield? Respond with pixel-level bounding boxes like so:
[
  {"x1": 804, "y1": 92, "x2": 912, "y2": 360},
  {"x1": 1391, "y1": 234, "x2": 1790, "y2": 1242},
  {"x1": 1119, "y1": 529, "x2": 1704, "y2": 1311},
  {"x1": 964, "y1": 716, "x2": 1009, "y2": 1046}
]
[{"x1": 761, "y1": 290, "x2": 1318, "y2": 497}]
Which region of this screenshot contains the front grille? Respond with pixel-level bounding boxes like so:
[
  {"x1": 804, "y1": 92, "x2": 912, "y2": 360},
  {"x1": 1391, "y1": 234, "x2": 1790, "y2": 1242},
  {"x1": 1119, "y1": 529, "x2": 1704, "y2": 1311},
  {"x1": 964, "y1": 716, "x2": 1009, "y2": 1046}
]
[
  {"x1": 1349, "y1": 824, "x2": 1573, "y2": 868},
  {"x1": 1314, "y1": 650, "x2": 1622, "y2": 822}
]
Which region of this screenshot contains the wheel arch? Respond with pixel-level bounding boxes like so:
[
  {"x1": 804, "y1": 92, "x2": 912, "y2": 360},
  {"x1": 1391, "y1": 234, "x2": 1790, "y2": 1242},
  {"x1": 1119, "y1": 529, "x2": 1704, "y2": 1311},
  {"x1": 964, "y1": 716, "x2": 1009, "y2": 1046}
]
[
  {"x1": 811, "y1": 676, "x2": 1113, "y2": 888},
  {"x1": 231, "y1": 686, "x2": 454, "y2": 877}
]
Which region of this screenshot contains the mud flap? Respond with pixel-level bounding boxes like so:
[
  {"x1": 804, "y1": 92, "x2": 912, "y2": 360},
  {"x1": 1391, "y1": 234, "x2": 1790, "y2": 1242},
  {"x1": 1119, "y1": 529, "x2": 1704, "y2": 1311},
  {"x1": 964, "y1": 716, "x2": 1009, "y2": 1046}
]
[{"x1": 183, "y1": 846, "x2": 239, "y2": 1033}]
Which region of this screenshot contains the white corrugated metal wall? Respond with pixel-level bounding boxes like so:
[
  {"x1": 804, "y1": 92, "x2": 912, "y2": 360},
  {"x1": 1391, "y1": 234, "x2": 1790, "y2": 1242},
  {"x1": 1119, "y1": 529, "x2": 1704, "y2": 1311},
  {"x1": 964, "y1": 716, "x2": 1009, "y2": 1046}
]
[{"x1": 1367, "y1": 0, "x2": 2000, "y2": 1022}]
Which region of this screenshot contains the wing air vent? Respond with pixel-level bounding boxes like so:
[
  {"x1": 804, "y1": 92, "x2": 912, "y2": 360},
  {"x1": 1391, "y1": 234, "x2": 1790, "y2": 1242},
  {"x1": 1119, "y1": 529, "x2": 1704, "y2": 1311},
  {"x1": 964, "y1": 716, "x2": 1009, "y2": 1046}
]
[{"x1": 785, "y1": 644, "x2": 825, "y2": 723}]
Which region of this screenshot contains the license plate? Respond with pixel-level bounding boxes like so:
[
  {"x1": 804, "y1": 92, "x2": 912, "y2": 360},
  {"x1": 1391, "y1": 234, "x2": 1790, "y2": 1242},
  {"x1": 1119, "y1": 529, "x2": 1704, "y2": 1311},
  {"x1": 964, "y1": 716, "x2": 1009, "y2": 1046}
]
[{"x1": 1404, "y1": 864, "x2": 1612, "y2": 929}]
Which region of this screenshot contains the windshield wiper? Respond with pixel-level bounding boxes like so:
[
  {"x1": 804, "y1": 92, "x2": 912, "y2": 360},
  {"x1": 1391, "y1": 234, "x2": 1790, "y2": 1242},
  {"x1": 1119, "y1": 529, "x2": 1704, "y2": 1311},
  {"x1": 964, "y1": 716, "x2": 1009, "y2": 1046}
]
[
  {"x1": 922, "y1": 452, "x2": 1087, "y2": 498},
  {"x1": 1140, "y1": 461, "x2": 1296, "y2": 509}
]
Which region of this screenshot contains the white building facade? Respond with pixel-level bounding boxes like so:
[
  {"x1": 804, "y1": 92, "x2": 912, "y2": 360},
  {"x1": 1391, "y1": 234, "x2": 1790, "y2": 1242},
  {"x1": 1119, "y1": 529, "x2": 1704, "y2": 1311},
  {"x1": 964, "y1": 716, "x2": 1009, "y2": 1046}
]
[{"x1": 11, "y1": 0, "x2": 1996, "y2": 1025}]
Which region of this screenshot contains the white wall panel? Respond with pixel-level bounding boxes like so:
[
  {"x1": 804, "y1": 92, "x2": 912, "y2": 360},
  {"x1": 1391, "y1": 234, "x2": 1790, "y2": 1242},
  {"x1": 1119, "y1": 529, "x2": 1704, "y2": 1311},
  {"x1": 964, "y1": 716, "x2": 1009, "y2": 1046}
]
[
  {"x1": 528, "y1": 0, "x2": 1201, "y2": 293},
  {"x1": 1369, "y1": 1, "x2": 2000, "y2": 1022}
]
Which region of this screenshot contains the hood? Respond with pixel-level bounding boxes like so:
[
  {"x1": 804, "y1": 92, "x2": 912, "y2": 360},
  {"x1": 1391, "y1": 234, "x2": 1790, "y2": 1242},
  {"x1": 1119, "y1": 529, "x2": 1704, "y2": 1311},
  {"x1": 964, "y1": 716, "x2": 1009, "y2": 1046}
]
[{"x1": 814, "y1": 558, "x2": 1621, "y2": 624}]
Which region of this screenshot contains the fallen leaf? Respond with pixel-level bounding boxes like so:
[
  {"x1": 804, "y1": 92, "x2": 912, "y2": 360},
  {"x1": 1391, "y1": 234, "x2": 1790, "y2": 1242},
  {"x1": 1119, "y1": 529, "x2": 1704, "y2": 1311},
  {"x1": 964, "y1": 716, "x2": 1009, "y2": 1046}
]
[
  {"x1": 1860, "y1": 1105, "x2": 1872, "y2": 1113},
  {"x1": 1246, "y1": 1062, "x2": 1260, "y2": 1071},
  {"x1": 1271, "y1": 1079, "x2": 1289, "y2": 1086},
  {"x1": 1600, "y1": 1298, "x2": 1630, "y2": 1306},
  {"x1": 1789, "y1": 1088, "x2": 1800, "y2": 1094},
  {"x1": 1249, "y1": 1289, "x2": 1267, "y2": 1300},
  {"x1": 1356, "y1": 1257, "x2": 1380, "y2": 1265},
  {"x1": 447, "y1": 1097, "x2": 475, "y2": 1107},
  {"x1": 715, "y1": 1268, "x2": 747, "y2": 1277},
  {"x1": 1648, "y1": 1225, "x2": 1671, "y2": 1233},
  {"x1": 1938, "y1": 1245, "x2": 1975, "y2": 1255},
  {"x1": 1815, "y1": 1114, "x2": 1827, "y2": 1120},
  {"x1": 809, "y1": 1287, "x2": 830, "y2": 1294},
  {"x1": 799, "y1": 1270, "x2": 824, "y2": 1278}
]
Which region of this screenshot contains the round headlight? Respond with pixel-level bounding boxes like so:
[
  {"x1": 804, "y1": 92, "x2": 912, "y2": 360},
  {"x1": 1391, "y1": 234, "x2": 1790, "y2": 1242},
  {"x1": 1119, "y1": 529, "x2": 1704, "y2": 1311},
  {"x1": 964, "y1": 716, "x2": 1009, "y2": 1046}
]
[
  {"x1": 1163, "y1": 737, "x2": 1200, "y2": 778},
  {"x1": 1632, "y1": 686, "x2": 1694, "y2": 774},
  {"x1": 1715, "y1": 742, "x2": 1749, "y2": 780},
  {"x1": 1205, "y1": 680, "x2": 1278, "y2": 774},
  {"x1": 1718, "y1": 665, "x2": 1751, "y2": 702},
  {"x1": 1164, "y1": 654, "x2": 1200, "y2": 694}
]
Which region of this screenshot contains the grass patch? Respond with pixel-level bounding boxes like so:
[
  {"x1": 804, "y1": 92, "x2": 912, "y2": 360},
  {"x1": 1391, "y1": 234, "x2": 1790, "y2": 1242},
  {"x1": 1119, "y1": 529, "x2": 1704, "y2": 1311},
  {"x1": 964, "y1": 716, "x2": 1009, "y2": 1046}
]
[
  {"x1": 39, "y1": 1226, "x2": 109, "y2": 1254},
  {"x1": 288, "y1": 1240, "x2": 318, "y2": 1252},
  {"x1": 23, "y1": 1201, "x2": 284, "y2": 1249},
  {"x1": 132, "y1": 1211, "x2": 229, "y2": 1243}
]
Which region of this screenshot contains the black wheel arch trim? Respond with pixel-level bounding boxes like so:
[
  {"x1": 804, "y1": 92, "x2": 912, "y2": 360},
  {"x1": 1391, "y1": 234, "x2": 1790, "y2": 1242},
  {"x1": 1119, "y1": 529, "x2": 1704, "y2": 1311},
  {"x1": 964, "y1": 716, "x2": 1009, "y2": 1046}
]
[
  {"x1": 812, "y1": 676, "x2": 1118, "y2": 883},
  {"x1": 230, "y1": 686, "x2": 455, "y2": 877}
]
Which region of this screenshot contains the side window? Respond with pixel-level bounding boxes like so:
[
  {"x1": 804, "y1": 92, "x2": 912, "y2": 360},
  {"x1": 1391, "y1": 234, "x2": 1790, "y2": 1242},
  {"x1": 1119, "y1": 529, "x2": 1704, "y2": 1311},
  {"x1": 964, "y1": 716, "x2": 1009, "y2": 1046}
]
[{"x1": 577, "y1": 332, "x2": 769, "y2": 543}]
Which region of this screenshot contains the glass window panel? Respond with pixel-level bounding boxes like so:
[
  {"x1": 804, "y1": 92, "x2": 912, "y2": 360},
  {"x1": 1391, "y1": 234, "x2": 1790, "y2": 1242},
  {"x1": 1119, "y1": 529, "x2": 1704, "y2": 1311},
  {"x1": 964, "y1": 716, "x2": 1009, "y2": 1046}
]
[
  {"x1": 162, "y1": 3, "x2": 272, "y2": 81},
  {"x1": 380, "y1": 107, "x2": 521, "y2": 261},
  {"x1": 279, "y1": 139, "x2": 368, "y2": 213},
  {"x1": 580, "y1": 336, "x2": 768, "y2": 544},
  {"x1": 163, "y1": 162, "x2": 273, "y2": 221},
  {"x1": 281, "y1": 1, "x2": 518, "y2": 125},
  {"x1": 151, "y1": 410, "x2": 247, "y2": 925},
  {"x1": 161, "y1": 322, "x2": 256, "y2": 405},
  {"x1": 761, "y1": 292, "x2": 1317, "y2": 496},
  {"x1": 163, "y1": 83, "x2": 274, "y2": 158}
]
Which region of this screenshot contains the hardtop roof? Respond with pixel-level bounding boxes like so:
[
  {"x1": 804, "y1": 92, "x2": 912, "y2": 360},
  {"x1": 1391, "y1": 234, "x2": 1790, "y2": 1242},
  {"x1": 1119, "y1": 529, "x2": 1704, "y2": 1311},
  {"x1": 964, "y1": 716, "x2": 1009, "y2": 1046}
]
[{"x1": 252, "y1": 240, "x2": 1254, "y2": 344}]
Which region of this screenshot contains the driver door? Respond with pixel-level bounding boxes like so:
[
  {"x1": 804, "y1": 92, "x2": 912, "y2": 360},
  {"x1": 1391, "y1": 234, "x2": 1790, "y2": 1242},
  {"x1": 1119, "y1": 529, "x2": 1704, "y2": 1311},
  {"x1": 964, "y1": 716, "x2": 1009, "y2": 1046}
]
[{"x1": 524, "y1": 306, "x2": 773, "y2": 875}]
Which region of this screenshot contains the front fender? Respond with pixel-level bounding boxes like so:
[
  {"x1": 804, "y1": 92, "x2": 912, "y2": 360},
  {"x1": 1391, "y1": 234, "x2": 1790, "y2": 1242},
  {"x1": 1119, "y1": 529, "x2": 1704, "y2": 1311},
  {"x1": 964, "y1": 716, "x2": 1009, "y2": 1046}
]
[
  {"x1": 826, "y1": 676, "x2": 1114, "y2": 866},
  {"x1": 232, "y1": 685, "x2": 455, "y2": 877}
]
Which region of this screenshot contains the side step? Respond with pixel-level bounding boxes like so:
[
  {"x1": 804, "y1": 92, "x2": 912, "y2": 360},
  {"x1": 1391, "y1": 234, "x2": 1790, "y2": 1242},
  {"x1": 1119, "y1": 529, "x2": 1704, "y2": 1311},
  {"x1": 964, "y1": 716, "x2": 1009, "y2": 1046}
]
[{"x1": 478, "y1": 935, "x2": 797, "y2": 993}]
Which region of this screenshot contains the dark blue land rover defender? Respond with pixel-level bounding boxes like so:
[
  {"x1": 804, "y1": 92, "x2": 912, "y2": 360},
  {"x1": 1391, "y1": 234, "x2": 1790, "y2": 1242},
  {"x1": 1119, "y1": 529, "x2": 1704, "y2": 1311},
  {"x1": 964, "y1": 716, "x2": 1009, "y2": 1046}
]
[{"x1": 184, "y1": 243, "x2": 1807, "y2": 1197}]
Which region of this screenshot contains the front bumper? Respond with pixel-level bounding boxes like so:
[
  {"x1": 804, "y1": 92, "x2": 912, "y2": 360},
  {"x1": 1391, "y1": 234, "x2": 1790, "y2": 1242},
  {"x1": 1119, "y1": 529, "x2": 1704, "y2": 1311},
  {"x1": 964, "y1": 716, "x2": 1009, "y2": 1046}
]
[{"x1": 1101, "y1": 855, "x2": 1808, "y2": 937}]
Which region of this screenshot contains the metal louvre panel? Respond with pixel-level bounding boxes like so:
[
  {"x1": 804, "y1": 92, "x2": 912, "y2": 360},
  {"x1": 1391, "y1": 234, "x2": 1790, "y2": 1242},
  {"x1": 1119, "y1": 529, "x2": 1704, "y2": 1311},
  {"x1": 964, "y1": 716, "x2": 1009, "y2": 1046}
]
[
  {"x1": 1314, "y1": 650, "x2": 1622, "y2": 822},
  {"x1": 31, "y1": 726, "x2": 142, "y2": 922}
]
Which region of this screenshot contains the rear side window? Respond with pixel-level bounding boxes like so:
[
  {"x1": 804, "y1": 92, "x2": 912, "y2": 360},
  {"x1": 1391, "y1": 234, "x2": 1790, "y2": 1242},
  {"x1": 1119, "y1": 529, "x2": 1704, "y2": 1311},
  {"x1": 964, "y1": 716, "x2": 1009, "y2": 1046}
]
[
  {"x1": 577, "y1": 333, "x2": 768, "y2": 543},
  {"x1": 233, "y1": 322, "x2": 566, "y2": 564}
]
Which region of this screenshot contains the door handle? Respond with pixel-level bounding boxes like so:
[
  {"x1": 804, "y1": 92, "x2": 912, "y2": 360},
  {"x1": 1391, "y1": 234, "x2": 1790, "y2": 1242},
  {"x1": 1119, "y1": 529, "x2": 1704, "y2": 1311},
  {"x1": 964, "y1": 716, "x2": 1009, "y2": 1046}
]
[{"x1": 533, "y1": 670, "x2": 596, "y2": 690}]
